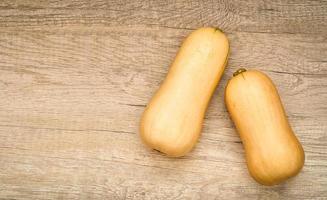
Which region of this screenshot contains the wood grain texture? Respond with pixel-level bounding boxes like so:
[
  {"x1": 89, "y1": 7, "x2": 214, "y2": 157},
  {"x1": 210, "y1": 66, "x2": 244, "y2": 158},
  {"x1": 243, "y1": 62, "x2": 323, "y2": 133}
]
[{"x1": 0, "y1": 0, "x2": 326, "y2": 199}]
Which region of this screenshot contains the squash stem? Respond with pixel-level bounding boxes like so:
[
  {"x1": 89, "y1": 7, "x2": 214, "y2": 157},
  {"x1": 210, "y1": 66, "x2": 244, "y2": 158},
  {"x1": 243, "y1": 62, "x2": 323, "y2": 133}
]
[
  {"x1": 233, "y1": 68, "x2": 247, "y2": 77},
  {"x1": 214, "y1": 27, "x2": 223, "y2": 33}
]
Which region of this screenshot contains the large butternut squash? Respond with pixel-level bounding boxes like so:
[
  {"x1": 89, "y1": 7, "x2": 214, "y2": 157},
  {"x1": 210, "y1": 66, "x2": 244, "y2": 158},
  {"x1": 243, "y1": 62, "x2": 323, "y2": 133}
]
[
  {"x1": 140, "y1": 27, "x2": 229, "y2": 157},
  {"x1": 225, "y1": 69, "x2": 305, "y2": 185}
]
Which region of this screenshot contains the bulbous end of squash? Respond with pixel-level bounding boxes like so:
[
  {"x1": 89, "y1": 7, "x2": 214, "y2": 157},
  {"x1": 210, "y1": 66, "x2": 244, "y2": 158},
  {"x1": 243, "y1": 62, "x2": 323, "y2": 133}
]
[
  {"x1": 140, "y1": 117, "x2": 198, "y2": 157},
  {"x1": 247, "y1": 145, "x2": 305, "y2": 186}
]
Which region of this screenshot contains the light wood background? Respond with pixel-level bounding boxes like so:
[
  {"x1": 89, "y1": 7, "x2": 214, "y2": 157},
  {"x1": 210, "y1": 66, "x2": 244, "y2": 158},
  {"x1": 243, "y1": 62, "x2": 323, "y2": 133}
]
[{"x1": 0, "y1": 0, "x2": 326, "y2": 199}]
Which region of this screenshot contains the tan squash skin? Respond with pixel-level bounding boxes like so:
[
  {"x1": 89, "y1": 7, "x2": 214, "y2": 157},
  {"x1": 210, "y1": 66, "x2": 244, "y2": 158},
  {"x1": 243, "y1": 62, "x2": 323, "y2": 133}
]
[
  {"x1": 140, "y1": 27, "x2": 229, "y2": 157},
  {"x1": 225, "y1": 69, "x2": 305, "y2": 185}
]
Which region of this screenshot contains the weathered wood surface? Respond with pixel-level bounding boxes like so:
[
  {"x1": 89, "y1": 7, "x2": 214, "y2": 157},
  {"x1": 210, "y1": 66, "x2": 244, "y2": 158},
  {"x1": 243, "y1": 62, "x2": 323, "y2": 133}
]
[{"x1": 0, "y1": 0, "x2": 326, "y2": 199}]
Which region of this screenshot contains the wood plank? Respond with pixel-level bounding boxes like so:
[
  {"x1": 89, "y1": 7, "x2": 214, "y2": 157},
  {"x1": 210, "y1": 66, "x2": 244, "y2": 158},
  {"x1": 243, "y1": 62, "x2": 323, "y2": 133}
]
[
  {"x1": 0, "y1": 126, "x2": 326, "y2": 200},
  {"x1": 0, "y1": 0, "x2": 326, "y2": 34},
  {"x1": 0, "y1": 0, "x2": 326, "y2": 199},
  {"x1": 0, "y1": 28, "x2": 326, "y2": 139},
  {"x1": 0, "y1": 26, "x2": 326, "y2": 199}
]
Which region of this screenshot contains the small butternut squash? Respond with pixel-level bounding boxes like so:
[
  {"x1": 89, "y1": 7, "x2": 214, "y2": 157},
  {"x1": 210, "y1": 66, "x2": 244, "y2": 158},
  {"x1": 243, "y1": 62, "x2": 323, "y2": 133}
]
[
  {"x1": 140, "y1": 27, "x2": 229, "y2": 157},
  {"x1": 225, "y1": 69, "x2": 305, "y2": 185}
]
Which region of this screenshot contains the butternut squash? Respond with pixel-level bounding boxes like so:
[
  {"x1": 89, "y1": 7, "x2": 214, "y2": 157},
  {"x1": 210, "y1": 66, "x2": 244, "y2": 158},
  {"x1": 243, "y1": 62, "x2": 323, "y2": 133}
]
[
  {"x1": 225, "y1": 69, "x2": 305, "y2": 185},
  {"x1": 140, "y1": 27, "x2": 229, "y2": 157}
]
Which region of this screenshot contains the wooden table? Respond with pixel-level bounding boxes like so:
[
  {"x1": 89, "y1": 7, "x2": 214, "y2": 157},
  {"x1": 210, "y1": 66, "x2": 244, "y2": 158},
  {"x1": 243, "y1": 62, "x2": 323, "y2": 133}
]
[{"x1": 0, "y1": 1, "x2": 326, "y2": 199}]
